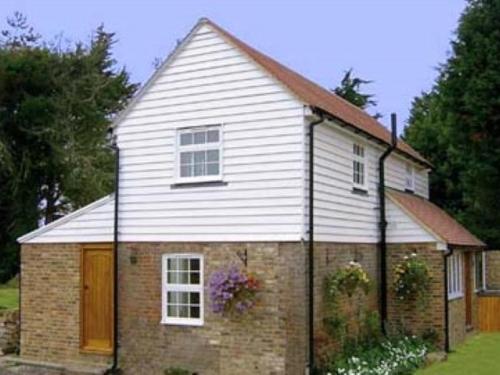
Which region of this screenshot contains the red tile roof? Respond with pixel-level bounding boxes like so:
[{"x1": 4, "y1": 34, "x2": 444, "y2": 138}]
[
  {"x1": 387, "y1": 189, "x2": 485, "y2": 247},
  {"x1": 203, "y1": 19, "x2": 430, "y2": 166}
]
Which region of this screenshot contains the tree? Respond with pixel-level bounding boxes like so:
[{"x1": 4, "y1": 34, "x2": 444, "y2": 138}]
[
  {"x1": 0, "y1": 13, "x2": 137, "y2": 282},
  {"x1": 404, "y1": 0, "x2": 500, "y2": 247},
  {"x1": 333, "y1": 68, "x2": 382, "y2": 119}
]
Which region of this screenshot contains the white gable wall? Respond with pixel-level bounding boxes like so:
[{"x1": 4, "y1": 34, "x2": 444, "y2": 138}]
[
  {"x1": 386, "y1": 198, "x2": 437, "y2": 243},
  {"x1": 114, "y1": 23, "x2": 306, "y2": 242},
  {"x1": 305, "y1": 120, "x2": 431, "y2": 243},
  {"x1": 19, "y1": 196, "x2": 115, "y2": 243}
]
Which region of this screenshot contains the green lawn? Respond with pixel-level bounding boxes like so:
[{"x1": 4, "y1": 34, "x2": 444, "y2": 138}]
[
  {"x1": 0, "y1": 278, "x2": 19, "y2": 310},
  {"x1": 418, "y1": 333, "x2": 500, "y2": 375}
]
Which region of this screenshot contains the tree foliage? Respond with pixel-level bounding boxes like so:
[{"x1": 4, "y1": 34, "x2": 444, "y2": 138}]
[
  {"x1": 333, "y1": 68, "x2": 382, "y2": 119},
  {"x1": 0, "y1": 13, "x2": 137, "y2": 282},
  {"x1": 404, "y1": 0, "x2": 500, "y2": 247}
]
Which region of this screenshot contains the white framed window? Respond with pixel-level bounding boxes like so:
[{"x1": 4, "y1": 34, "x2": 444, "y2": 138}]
[
  {"x1": 474, "y1": 251, "x2": 486, "y2": 292},
  {"x1": 176, "y1": 125, "x2": 222, "y2": 183},
  {"x1": 161, "y1": 254, "x2": 204, "y2": 326},
  {"x1": 405, "y1": 162, "x2": 415, "y2": 192},
  {"x1": 352, "y1": 143, "x2": 367, "y2": 190},
  {"x1": 447, "y1": 252, "x2": 463, "y2": 300}
]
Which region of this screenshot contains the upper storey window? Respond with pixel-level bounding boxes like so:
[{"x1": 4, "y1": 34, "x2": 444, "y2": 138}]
[
  {"x1": 352, "y1": 143, "x2": 367, "y2": 190},
  {"x1": 405, "y1": 162, "x2": 415, "y2": 192},
  {"x1": 177, "y1": 126, "x2": 222, "y2": 182}
]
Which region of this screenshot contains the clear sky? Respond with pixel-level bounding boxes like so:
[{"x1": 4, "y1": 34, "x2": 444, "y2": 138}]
[{"x1": 1, "y1": 0, "x2": 466, "y2": 132}]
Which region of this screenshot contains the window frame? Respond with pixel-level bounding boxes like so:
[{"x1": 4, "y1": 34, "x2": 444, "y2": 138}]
[
  {"x1": 447, "y1": 252, "x2": 464, "y2": 300},
  {"x1": 474, "y1": 251, "x2": 486, "y2": 292},
  {"x1": 175, "y1": 125, "x2": 223, "y2": 184},
  {"x1": 352, "y1": 142, "x2": 368, "y2": 191},
  {"x1": 404, "y1": 162, "x2": 415, "y2": 192},
  {"x1": 161, "y1": 253, "x2": 204, "y2": 326}
]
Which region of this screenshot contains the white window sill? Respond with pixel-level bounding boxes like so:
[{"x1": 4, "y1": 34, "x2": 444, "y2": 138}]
[
  {"x1": 448, "y1": 293, "x2": 464, "y2": 301},
  {"x1": 161, "y1": 318, "x2": 204, "y2": 327}
]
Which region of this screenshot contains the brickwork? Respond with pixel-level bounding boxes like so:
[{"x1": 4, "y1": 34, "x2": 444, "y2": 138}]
[
  {"x1": 20, "y1": 241, "x2": 480, "y2": 374},
  {"x1": 387, "y1": 243, "x2": 446, "y2": 348},
  {"x1": 0, "y1": 309, "x2": 19, "y2": 355},
  {"x1": 118, "y1": 242, "x2": 290, "y2": 375},
  {"x1": 486, "y1": 251, "x2": 500, "y2": 290},
  {"x1": 20, "y1": 244, "x2": 111, "y2": 367}
]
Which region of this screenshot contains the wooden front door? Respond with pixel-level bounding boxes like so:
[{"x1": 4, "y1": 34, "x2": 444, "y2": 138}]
[
  {"x1": 464, "y1": 252, "x2": 473, "y2": 327},
  {"x1": 81, "y1": 244, "x2": 113, "y2": 354}
]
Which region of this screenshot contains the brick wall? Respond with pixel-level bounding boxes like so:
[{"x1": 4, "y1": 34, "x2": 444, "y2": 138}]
[
  {"x1": 486, "y1": 251, "x2": 500, "y2": 290},
  {"x1": 387, "y1": 243, "x2": 446, "y2": 348},
  {"x1": 20, "y1": 241, "x2": 478, "y2": 374},
  {"x1": 117, "y1": 242, "x2": 291, "y2": 375},
  {"x1": 0, "y1": 309, "x2": 19, "y2": 355},
  {"x1": 20, "y1": 244, "x2": 111, "y2": 366}
]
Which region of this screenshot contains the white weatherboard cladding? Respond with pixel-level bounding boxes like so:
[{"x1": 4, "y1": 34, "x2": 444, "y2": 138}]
[
  {"x1": 114, "y1": 23, "x2": 305, "y2": 242},
  {"x1": 304, "y1": 120, "x2": 431, "y2": 243},
  {"x1": 20, "y1": 196, "x2": 115, "y2": 243},
  {"x1": 18, "y1": 21, "x2": 434, "y2": 245},
  {"x1": 386, "y1": 199, "x2": 437, "y2": 243}
]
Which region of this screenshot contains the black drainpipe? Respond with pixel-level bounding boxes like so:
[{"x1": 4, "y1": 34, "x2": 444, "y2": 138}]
[
  {"x1": 308, "y1": 108, "x2": 325, "y2": 374},
  {"x1": 378, "y1": 113, "x2": 398, "y2": 334},
  {"x1": 443, "y1": 248, "x2": 453, "y2": 353},
  {"x1": 109, "y1": 141, "x2": 120, "y2": 373}
]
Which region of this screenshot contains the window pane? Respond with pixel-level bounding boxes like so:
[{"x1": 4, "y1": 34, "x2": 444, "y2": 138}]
[
  {"x1": 207, "y1": 149, "x2": 219, "y2": 162},
  {"x1": 180, "y1": 166, "x2": 192, "y2": 177},
  {"x1": 180, "y1": 133, "x2": 193, "y2": 146},
  {"x1": 190, "y1": 258, "x2": 200, "y2": 271},
  {"x1": 180, "y1": 152, "x2": 193, "y2": 165},
  {"x1": 168, "y1": 291, "x2": 178, "y2": 303},
  {"x1": 190, "y1": 292, "x2": 200, "y2": 305},
  {"x1": 190, "y1": 306, "x2": 200, "y2": 318},
  {"x1": 167, "y1": 305, "x2": 178, "y2": 317},
  {"x1": 178, "y1": 292, "x2": 189, "y2": 304},
  {"x1": 207, "y1": 163, "x2": 219, "y2": 176},
  {"x1": 190, "y1": 272, "x2": 200, "y2": 285},
  {"x1": 178, "y1": 258, "x2": 189, "y2": 271},
  {"x1": 194, "y1": 163, "x2": 205, "y2": 176},
  {"x1": 194, "y1": 131, "x2": 206, "y2": 144},
  {"x1": 178, "y1": 305, "x2": 189, "y2": 318},
  {"x1": 207, "y1": 130, "x2": 219, "y2": 143},
  {"x1": 194, "y1": 151, "x2": 206, "y2": 164}
]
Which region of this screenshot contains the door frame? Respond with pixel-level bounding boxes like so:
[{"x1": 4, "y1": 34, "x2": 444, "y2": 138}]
[{"x1": 80, "y1": 243, "x2": 114, "y2": 355}]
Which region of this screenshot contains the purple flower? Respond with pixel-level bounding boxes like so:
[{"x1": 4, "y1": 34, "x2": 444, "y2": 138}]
[{"x1": 209, "y1": 266, "x2": 259, "y2": 315}]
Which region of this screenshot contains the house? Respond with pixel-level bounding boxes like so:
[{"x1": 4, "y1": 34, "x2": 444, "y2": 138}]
[{"x1": 17, "y1": 18, "x2": 486, "y2": 375}]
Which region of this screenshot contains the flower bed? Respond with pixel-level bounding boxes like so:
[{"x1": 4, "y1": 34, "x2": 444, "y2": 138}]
[{"x1": 323, "y1": 336, "x2": 430, "y2": 375}]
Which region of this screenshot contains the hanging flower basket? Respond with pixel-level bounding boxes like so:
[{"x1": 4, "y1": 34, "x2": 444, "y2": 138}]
[{"x1": 209, "y1": 266, "x2": 260, "y2": 315}]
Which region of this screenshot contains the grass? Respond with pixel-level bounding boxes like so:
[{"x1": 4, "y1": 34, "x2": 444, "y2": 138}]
[
  {"x1": 0, "y1": 277, "x2": 19, "y2": 310},
  {"x1": 417, "y1": 333, "x2": 500, "y2": 375}
]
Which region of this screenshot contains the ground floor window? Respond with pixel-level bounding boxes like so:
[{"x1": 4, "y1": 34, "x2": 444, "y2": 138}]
[
  {"x1": 474, "y1": 251, "x2": 485, "y2": 292},
  {"x1": 161, "y1": 253, "x2": 204, "y2": 326},
  {"x1": 447, "y1": 252, "x2": 463, "y2": 300}
]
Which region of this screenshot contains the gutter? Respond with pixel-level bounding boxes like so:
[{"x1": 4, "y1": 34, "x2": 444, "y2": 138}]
[
  {"x1": 108, "y1": 141, "x2": 120, "y2": 374},
  {"x1": 378, "y1": 113, "x2": 398, "y2": 334},
  {"x1": 308, "y1": 108, "x2": 325, "y2": 374},
  {"x1": 443, "y1": 248, "x2": 453, "y2": 353}
]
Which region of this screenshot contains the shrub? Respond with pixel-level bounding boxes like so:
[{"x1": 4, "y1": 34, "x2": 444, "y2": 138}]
[{"x1": 393, "y1": 253, "x2": 431, "y2": 307}]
